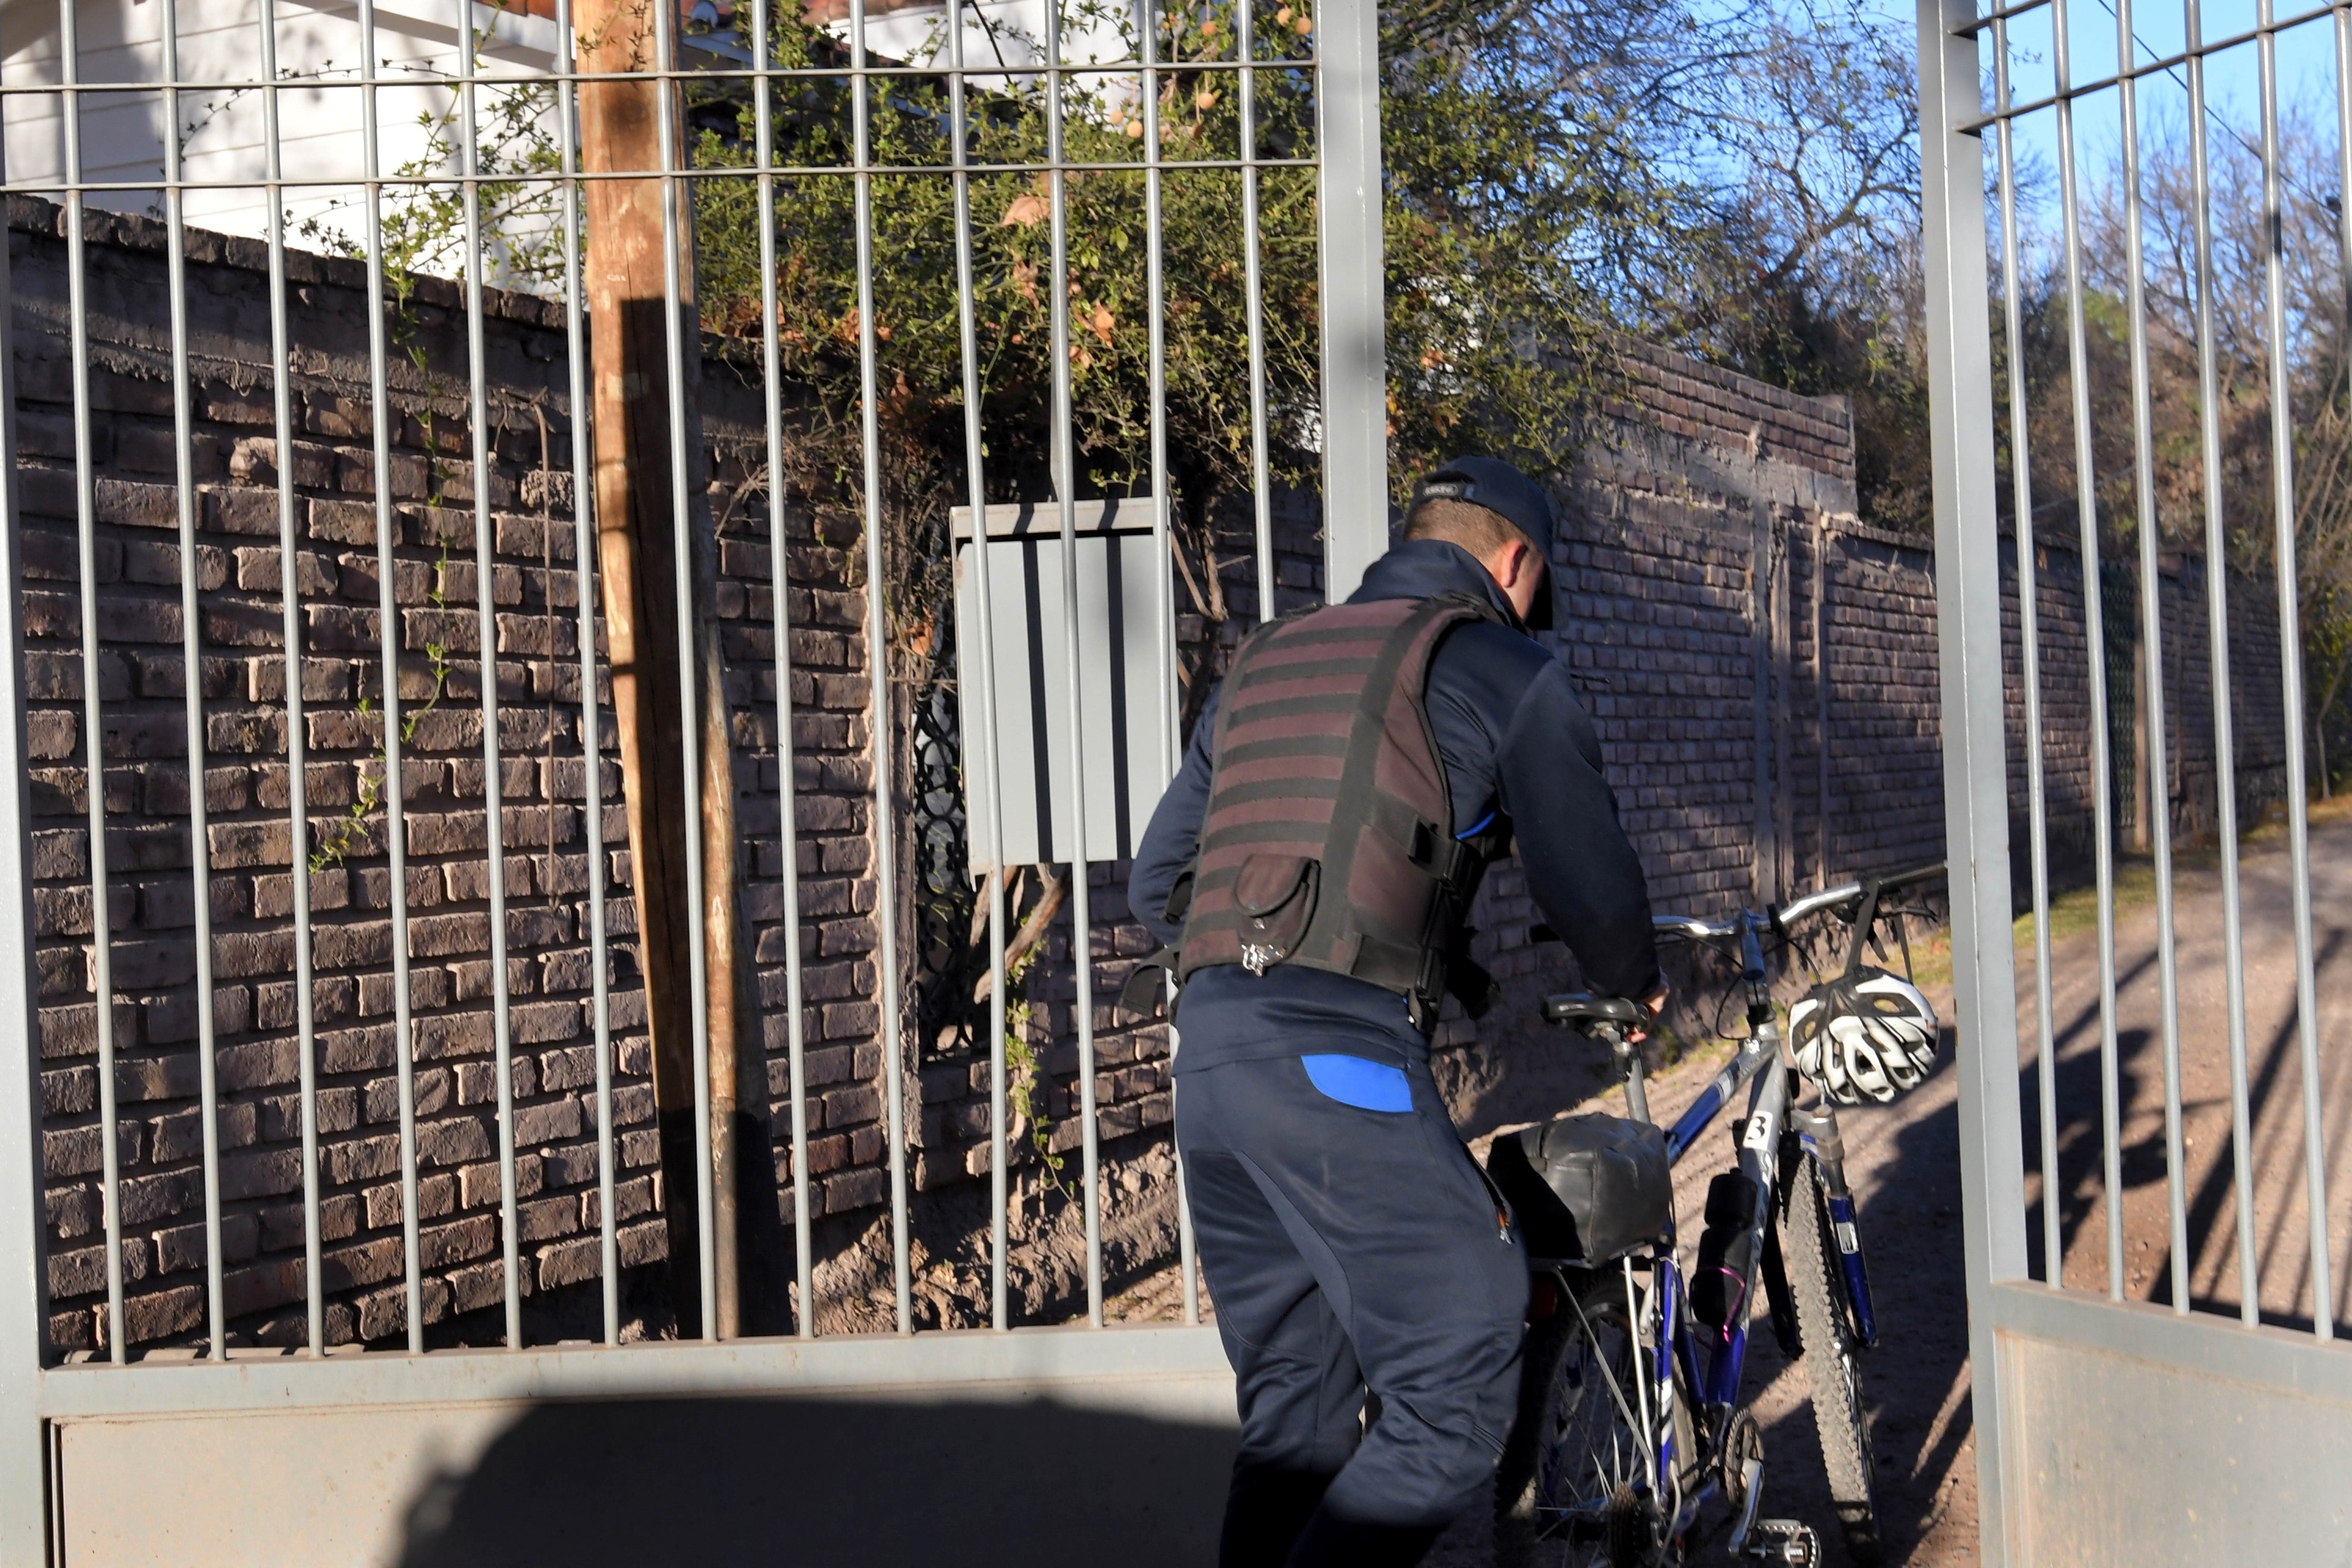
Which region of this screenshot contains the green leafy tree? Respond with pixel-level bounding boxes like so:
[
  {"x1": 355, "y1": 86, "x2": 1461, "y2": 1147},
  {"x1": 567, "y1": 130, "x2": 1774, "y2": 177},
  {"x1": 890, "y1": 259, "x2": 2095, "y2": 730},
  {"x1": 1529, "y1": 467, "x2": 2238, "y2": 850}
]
[{"x1": 324, "y1": 0, "x2": 1934, "y2": 1054}]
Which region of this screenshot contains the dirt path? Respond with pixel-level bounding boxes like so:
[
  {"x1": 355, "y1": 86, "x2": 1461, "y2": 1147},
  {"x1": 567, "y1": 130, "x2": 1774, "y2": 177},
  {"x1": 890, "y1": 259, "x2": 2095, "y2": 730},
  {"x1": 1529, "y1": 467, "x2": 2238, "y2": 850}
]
[{"x1": 2021, "y1": 812, "x2": 2352, "y2": 1325}]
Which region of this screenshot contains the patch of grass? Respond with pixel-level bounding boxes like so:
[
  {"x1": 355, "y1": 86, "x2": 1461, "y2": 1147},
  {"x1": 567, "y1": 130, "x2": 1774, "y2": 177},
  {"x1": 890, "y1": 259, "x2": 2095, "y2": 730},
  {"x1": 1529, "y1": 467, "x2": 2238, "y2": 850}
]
[
  {"x1": 2019, "y1": 858, "x2": 2161, "y2": 951},
  {"x1": 1906, "y1": 926, "x2": 1954, "y2": 995},
  {"x1": 2246, "y1": 789, "x2": 2352, "y2": 845},
  {"x1": 1903, "y1": 787, "x2": 2352, "y2": 993},
  {"x1": 2016, "y1": 788, "x2": 2352, "y2": 955}
]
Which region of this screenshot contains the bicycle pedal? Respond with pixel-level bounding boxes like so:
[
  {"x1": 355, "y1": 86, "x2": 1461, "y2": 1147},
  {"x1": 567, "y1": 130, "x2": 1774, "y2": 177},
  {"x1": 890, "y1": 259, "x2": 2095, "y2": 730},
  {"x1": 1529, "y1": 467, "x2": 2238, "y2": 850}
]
[{"x1": 1739, "y1": 1519, "x2": 1819, "y2": 1565}]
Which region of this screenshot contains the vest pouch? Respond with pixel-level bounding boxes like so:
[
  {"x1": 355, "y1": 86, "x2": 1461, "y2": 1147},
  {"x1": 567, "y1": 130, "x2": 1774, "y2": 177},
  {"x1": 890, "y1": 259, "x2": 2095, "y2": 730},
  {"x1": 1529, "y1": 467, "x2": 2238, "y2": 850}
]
[
  {"x1": 1233, "y1": 854, "x2": 1320, "y2": 975},
  {"x1": 1116, "y1": 945, "x2": 1180, "y2": 1020}
]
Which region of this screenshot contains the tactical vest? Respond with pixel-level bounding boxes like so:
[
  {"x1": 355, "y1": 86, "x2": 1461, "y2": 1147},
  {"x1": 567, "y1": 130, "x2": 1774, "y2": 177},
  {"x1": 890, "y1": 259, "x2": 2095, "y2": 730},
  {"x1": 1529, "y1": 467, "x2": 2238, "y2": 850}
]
[{"x1": 1168, "y1": 593, "x2": 1509, "y2": 1029}]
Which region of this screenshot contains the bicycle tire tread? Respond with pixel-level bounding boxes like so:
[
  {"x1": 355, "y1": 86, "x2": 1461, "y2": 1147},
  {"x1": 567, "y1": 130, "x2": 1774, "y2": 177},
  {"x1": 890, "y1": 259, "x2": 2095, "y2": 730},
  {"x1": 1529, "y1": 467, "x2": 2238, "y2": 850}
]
[{"x1": 1783, "y1": 1157, "x2": 1882, "y2": 1565}]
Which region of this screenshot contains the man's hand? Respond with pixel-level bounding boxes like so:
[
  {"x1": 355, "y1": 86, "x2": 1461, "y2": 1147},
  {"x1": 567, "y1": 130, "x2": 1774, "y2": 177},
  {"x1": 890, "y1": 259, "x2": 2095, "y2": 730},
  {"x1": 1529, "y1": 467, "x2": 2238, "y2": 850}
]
[{"x1": 1628, "y1": 979, "x2": 1671, "y2": 1044}]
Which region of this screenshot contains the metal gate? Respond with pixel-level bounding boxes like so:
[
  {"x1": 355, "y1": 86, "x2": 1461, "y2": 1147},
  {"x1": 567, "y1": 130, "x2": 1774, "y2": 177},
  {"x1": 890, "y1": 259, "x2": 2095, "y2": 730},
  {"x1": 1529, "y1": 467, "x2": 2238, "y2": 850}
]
[
  {"x1": 1919, "y1": 0, "x2": 2352, "y2": 1559},
  {"x1": 0, "y1": 0, "x2": 1389, "y2": 1555}
]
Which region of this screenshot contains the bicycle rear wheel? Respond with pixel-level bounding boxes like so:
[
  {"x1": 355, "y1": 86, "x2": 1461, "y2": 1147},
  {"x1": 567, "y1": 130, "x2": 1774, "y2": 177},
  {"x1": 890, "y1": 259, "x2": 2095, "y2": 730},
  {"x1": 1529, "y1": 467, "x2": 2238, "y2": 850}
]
[
  {"x1": 1495, "y1": 1271, "x2": 1672, "y2": 1568},
  {"x1": 1781, "y1": 1155, "x2": 1881, "y2": 1564}
]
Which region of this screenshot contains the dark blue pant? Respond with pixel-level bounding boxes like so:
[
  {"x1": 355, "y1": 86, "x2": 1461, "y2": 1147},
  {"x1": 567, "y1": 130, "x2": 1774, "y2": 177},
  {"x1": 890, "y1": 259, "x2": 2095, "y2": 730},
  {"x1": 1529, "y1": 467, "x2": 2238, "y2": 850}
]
[{"x1": 1177, "y1": 1053, "x2": 1528, "y2": 1567}]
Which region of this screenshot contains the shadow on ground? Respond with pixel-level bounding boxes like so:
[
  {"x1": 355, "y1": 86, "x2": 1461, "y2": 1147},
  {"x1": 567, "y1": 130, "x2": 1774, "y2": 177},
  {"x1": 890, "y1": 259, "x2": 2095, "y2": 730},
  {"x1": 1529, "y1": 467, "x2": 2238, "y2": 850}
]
[{"x1": 395, "y1": 1396, "x2": 1237, "y2": 1568}]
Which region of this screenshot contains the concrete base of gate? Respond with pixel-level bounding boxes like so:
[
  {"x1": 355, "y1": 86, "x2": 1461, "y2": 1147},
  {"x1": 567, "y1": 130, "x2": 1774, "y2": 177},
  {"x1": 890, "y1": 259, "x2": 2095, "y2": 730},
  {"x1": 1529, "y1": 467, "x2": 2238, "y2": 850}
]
[
  {"x1": 41, "y1": 1323, "x2": 1239, "y2": 1566},
  {"x1": 1992, "y1": 1284, "x2": 2352, "y2": 1562}
]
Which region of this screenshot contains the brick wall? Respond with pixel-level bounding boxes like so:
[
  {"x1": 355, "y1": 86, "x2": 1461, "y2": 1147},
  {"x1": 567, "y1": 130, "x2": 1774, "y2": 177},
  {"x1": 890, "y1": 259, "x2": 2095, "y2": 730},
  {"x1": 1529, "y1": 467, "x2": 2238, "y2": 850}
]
[
  {"x1": 1457, "y1": 340, "x2": 2285, "y2": 1028},
  {"x1": 6, "y1": 198, "x2": 2294, "y2": 1354},
  {"x1": 1996, "y1": 533, "x2": 2288, "y2": 882},
  {"x1": 7, "y1": 195, "x2": 1191, "y2": 1354},
  {"x1": 1461, "y1": 341, "x2": 1943, "y2": 1013},
  {"x1": 10, "y1": 197, "x2": 664, "y2": 1352}
]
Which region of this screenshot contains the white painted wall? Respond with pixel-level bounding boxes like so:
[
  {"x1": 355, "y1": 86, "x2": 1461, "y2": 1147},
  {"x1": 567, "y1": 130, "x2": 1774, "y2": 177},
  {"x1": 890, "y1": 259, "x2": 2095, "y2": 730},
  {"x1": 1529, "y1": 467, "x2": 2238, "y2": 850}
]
[
  {"x1": 3, "y1": 0, "x2": 561, "y2": 250},
  {"x1": 3, "y1": 0, "x2": 1145, "y2": 271},
  {"x1": 846, "y1": 0, "x2": 1146, "y2": 85}
]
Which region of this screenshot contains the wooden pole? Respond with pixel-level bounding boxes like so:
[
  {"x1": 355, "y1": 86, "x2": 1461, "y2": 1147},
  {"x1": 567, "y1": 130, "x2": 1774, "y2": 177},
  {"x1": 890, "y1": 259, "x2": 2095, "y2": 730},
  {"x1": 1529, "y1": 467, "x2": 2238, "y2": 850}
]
[{"x1": 575, "y1": 0, "x2": 755, "y2": 1339}]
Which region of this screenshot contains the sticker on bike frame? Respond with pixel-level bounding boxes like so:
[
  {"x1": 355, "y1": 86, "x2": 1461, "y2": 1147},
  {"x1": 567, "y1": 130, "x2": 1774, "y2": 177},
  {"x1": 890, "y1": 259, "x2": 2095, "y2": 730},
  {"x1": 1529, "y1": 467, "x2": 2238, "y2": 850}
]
[{"x1": 1742, "y1": 1112, "x2": 1774, "y2": 1153}]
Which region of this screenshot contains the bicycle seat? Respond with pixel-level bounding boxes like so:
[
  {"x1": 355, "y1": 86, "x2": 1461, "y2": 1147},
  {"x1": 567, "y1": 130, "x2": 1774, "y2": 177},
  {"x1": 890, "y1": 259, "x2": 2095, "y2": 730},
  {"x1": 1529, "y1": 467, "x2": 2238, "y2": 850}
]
[{"x1": 1543, "y1": 993, "x2": 1648, "y2": 1028}]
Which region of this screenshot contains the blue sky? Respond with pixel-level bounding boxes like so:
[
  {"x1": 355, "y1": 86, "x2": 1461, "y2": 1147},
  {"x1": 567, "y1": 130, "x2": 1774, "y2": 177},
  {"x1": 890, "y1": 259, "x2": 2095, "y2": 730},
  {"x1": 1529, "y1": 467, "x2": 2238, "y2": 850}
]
[{"x1": 1881, "y1": 0, "x2": 2344, "y2": 230}]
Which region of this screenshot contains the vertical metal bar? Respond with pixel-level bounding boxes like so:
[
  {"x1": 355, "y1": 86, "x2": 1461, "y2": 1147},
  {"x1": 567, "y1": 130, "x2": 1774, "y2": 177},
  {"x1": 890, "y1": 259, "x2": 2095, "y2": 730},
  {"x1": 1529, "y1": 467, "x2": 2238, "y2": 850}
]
[
  {"x1": 2330, "y1": 0, "x2": 2352, "y2": 1340},
  {"x1": 55, "y1": 0, "x2": 125, "y2": 1366},
  {"x1": 2116, "y1": 0, "x2": 2185, "y2": 1314},
  {"x1": 2051, "y1": 0, "x2": 2127, "y2": 1300},
  {"x1": 246, "y1": 0, "x2": 320, "y2": 1358},
  {"x1": 1173, "y1": 1058, "x2": 1200, "y2": 1322},
  {"x1": 1992, "y1": 17, "x2": 2064, "y2": 1289},
  {"x1": 452, "y1": 0, "x2": 523, "y2": 1350},
  {"x1": 1749, "y1": 504, "x2": 1774, "y2": 905},
  {"x1": 1044, "y1": 0, "x2": 1105, "y2": 1328},
  {"x1": 1237, "y1": 0, "x2": 1275, "y2": 623},
  {"x1": 1142, "y1": 8, "x2": 1177, "y2": 802},
  {"x1": 2184, "y1": 0, "x2": 2256, "y2": 1328},
  {"x1": 551, "y1": 0, "x2": 617, "y2": 1345},
  {"x1": 1917, "y1": 5, "x2": 2023, "y2": 1563},
  {"x1": 943, "y1": 0, "x2": 1013, "y2": 1334},
  {"x1": 1313, "y1": 0, "x2": 1385, "y2": 601},
  {"x1": 156, "y1": 0, "x2": 238, "y2": 1363},
  {"x1": 751, "y1": 0, "x2": 814, "y2": 1342},
  {"x1": 1812, "y1": 524, "x2": 1828, "y2": 887},
  {"x1": 163, "y1": 0, "x2": 229, "y2": 1361},
  {"x1": 843, "y1": 0, "x2": 913, "y2": 1341},
  {"x1": 356, "y1": 0, "x2": 426, "y2": 1355},
  {"x1": 651, "y1": 0, "x2": 723, "y2": 1342},
  {"x1": 1139, "y1": 0, "x2": 1201, "y2": 1327},
  {"x1": 2257, "y1": 0, "x2": 2331, "y2": 1340},
  {"x1": 0, "y1": 102, "x2": 61, "y2": 1566}
]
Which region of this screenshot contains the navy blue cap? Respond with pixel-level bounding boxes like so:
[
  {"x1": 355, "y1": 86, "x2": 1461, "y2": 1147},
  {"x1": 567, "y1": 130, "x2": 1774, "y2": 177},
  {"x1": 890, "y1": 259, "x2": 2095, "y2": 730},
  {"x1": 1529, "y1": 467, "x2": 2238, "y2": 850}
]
[
  {"x1": 1408, "y1": 456, "x2": 1555, "y2": 562},
  {"x1": 1408, "y1": 456, "x2": 1556, "y2": 629}
]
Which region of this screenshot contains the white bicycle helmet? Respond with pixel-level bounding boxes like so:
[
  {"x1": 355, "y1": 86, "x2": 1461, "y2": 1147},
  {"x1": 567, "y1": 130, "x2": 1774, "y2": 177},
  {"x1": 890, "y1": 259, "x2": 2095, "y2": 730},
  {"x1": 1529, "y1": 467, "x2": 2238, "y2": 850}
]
[{"x1": 1788, "y1": 966, "x2": 1941, "y2": 1105}]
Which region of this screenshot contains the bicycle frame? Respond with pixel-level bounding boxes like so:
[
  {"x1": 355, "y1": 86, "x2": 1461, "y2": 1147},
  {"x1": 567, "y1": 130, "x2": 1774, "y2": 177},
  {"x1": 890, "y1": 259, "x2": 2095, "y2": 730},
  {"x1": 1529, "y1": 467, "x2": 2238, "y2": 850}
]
[
  {"x1": 1554, "y1": 909, "x2": 1800, "y2": 1535},
  {"x1": 1530, "y1": 862, "x2": 1940, "y2": 1549},
  {"x1": 1609, "y1": 887, "x2": 1925, "y2": 1535}
]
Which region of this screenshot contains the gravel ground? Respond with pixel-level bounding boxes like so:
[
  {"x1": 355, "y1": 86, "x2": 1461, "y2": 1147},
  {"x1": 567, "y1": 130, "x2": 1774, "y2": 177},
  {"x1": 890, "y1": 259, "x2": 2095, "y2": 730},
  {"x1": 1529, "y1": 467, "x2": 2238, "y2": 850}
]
[{"x1": 2021, "y1": 806, "x2": 2352, "y2": 1325}]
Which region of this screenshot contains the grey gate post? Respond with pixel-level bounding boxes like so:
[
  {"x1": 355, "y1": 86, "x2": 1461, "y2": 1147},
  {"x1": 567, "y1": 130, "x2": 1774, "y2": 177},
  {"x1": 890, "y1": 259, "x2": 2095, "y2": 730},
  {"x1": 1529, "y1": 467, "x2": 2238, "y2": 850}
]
[
  {"x1": 1316, "y1": 0, "x2": 1388, "y2": 601},
  {"x1": 1915, "y1": 3, "x2": 2027, "y2": 1563},
  {"x1": 0, "y1": 150, "x2": 56, "y2": 1563}
]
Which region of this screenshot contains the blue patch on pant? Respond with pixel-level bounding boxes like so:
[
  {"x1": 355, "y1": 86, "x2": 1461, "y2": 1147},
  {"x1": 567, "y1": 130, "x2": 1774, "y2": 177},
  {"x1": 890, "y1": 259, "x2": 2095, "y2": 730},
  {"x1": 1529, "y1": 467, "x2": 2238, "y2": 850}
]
[{"x1": 1300, "y1": 1054, "x2": 1414, "y2": 1113}]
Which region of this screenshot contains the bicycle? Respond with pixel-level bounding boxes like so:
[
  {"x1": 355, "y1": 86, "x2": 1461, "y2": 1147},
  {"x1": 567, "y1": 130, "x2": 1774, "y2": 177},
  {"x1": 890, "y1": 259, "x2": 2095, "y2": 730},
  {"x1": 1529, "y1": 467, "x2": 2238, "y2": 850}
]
[{"x1": 1486, "y1": 860, "x2": 1947, "y2": 1567}]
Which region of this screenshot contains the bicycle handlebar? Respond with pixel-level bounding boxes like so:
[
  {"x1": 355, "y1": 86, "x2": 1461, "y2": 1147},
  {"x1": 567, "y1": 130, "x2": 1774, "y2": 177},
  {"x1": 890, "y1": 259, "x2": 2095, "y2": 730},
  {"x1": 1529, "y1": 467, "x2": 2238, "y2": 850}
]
[
  {"x1": 1774, "y1": 878, "x2": 1866, "y2": 928},
  {"x1": 1651, "y1": 913, "x2": 1737, "y2": 940},
  {"x1": 1649, "y1": 859, "x2": 1947, "y2": 945}
]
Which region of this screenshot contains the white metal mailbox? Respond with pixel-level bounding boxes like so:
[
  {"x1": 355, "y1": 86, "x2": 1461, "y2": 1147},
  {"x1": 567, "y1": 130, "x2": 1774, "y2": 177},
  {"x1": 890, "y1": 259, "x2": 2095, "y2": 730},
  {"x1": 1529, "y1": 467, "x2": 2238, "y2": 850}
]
[{"x1": 951, "y1": 495, "x2": 1177, "y2": 873}]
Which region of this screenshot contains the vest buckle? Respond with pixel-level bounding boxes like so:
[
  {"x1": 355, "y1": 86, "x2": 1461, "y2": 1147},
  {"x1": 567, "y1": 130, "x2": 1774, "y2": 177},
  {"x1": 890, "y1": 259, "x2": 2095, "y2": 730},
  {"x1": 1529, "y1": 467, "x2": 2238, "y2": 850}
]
[{"x1": 1242, "y1": 942, "x2": 1279, "y2": 975}]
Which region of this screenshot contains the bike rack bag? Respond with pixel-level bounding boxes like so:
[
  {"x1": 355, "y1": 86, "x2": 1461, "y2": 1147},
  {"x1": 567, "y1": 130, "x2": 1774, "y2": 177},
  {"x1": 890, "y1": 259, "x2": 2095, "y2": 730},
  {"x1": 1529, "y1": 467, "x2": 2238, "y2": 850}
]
[{"x1": 1488, "y1": 1113, "x2": 1673, "y2": 1265}]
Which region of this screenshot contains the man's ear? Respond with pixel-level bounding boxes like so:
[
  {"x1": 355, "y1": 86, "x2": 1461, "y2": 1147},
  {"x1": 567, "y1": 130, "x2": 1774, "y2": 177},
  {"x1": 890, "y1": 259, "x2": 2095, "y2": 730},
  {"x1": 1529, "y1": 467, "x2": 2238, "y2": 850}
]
[{"x1": 1501, "y1": 538, "x2": 1534, "y2": 589}]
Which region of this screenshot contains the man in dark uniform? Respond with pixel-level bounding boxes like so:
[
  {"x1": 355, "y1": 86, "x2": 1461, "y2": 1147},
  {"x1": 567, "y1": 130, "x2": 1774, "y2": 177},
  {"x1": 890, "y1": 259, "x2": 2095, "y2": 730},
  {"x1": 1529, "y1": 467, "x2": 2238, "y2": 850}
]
[{"x1": 1127, "y1": 457, "x2": 1666, "y2": 1567}]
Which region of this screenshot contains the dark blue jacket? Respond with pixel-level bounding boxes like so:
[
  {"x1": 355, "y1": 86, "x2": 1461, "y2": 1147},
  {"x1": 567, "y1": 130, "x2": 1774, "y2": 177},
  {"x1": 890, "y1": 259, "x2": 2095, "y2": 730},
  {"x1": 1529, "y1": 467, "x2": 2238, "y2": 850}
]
[{"x1": 1128, "y1": 538, "x2": 1661, "y2": 1074}]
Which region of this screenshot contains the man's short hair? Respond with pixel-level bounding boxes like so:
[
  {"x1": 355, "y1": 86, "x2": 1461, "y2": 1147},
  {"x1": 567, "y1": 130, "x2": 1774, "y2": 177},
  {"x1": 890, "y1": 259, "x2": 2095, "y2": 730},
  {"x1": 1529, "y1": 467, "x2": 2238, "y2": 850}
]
[{"x1": 1402, "y1": 497, "x2": 1535, "y2": 560}]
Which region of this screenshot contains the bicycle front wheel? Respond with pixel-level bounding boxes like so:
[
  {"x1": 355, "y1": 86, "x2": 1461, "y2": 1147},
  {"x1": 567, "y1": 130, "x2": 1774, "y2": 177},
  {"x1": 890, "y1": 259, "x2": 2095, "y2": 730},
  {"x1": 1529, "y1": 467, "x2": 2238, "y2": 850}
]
[{"x1": 1782, "y1": 1154, "x2": 1881, "y2": 1563}]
